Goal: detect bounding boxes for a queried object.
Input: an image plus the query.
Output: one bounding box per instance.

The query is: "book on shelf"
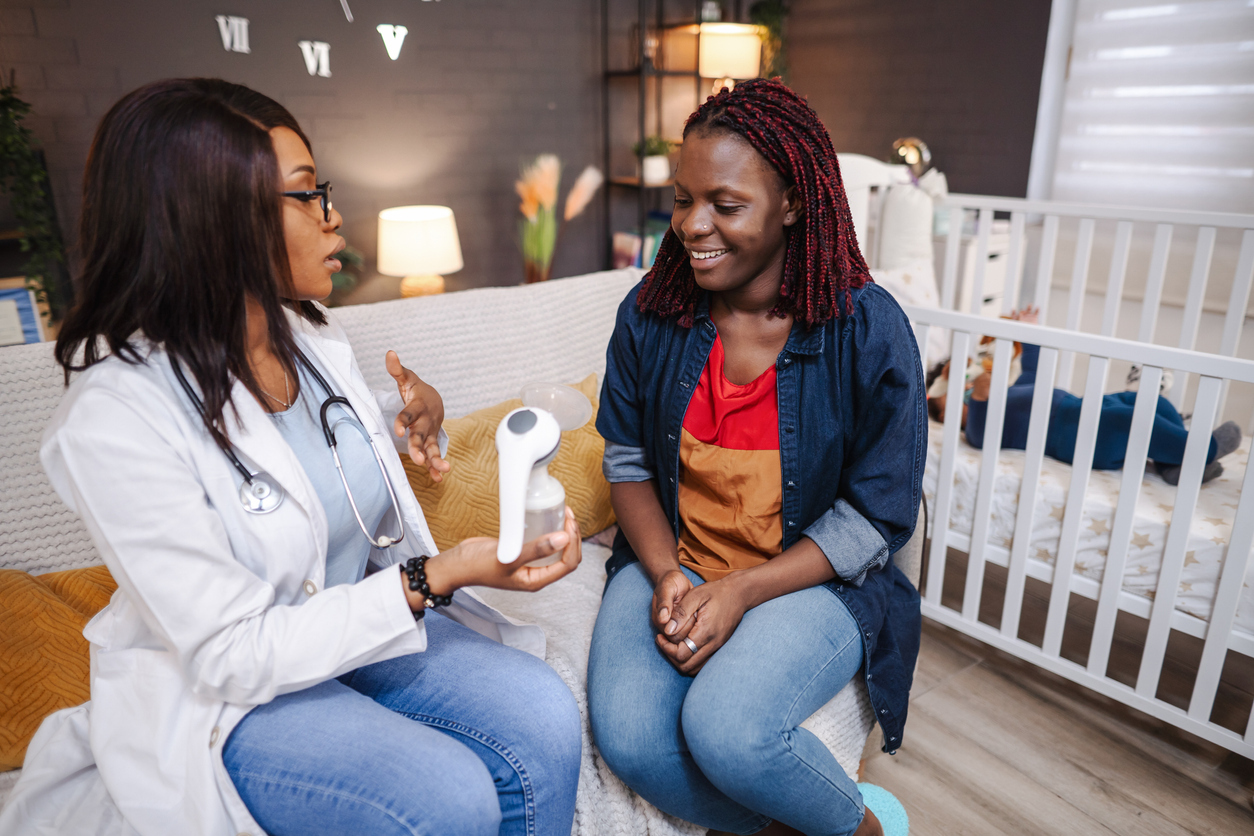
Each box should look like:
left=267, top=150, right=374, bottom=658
left=611, top=212, right=672, bottom=270
left=0, top=283, right=44, bottom=346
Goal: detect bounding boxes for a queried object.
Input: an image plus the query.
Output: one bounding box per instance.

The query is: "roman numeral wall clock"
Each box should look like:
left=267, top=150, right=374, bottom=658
left=215, top=15, right=249, bottom=53
left=214, top=1, right=440, bottom=74
left=377, top=24, right=408, bottom=61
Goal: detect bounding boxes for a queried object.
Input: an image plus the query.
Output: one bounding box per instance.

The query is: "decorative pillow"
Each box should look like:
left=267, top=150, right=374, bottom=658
left=0, top=564, right=116, bottom=770
left=403, top=374, right=615, bottom=552
left=873, top=258, right=948, bottom=370
left=878, top=182, right=935, bottom=271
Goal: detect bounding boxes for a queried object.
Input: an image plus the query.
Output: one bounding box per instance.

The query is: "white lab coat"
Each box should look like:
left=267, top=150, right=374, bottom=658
left=0, top=308, right=543, bottom=836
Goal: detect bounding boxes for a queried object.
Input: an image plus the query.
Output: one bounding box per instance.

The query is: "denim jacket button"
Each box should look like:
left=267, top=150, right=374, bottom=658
left=783, top=357, right=791, bottom=364
left=785, top=426, right=794, bottom=433
left=880, top=709, right=887, bottom=715
left=787, top=481, right=795, bottom=487
left=787, top=521, right=795, bottom=527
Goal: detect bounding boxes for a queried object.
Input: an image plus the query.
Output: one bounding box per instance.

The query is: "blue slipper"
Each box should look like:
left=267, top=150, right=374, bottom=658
left=857, top=783, right=908, bottom=836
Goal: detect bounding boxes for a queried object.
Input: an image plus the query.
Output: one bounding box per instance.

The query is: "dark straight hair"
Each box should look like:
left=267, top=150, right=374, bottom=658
left=55, top=78, right=325, bottom=453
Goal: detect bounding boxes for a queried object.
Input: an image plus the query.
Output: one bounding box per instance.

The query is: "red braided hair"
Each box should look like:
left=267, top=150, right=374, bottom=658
left=636, top=78, right=871, bottom=327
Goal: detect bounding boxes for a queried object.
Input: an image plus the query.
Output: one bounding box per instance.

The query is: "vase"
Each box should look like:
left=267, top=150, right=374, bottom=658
left=641, top=155, right=671, bottom=186
left=524, top=260, right=551, bottom=284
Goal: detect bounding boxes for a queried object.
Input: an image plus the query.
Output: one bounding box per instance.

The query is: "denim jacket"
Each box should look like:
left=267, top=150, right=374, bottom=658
left=596, top=280, right=926, bottom=752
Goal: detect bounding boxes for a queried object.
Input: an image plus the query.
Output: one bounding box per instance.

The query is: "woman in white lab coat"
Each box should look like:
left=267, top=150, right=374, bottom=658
left=0, top=79, right=583, bottom=836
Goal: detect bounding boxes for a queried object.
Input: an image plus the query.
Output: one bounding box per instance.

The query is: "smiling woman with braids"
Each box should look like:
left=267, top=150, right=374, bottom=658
left=587, top=79, right=925, bottom=836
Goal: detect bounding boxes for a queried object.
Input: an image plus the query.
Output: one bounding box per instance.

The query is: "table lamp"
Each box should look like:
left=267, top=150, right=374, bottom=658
left=698, top=23, right=762, bottom=94
left=377, top=205, right=463, bottom=297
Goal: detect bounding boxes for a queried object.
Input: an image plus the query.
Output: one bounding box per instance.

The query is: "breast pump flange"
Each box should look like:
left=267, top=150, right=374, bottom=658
left=495, top=383, right=593, bottom=566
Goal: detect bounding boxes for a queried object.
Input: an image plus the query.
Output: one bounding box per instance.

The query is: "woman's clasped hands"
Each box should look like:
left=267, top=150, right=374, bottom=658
left=652, top=569, right=747, bottom=676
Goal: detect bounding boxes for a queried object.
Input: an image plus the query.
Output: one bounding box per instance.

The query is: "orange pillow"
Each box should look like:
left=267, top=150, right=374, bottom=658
left=403, top=374, right=615, bottom=552
left=0, top=564, right=116, bottom=770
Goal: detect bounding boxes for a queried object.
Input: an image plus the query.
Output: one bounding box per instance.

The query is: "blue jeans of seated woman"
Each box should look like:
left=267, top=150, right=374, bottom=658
left=223, top=611, right=581, bottom=836
left=587, top=563, right=866, bottom=836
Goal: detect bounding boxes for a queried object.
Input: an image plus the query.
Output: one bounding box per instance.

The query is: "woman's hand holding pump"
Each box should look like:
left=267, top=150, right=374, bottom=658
left=386, top=350, right=451, bottom=482
left=404, top=508, right=582, bottom=611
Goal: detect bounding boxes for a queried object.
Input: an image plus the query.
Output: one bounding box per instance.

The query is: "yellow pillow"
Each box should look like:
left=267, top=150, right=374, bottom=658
left=0, top=564, right=116, bottom=770
left=403, top=374, right=615, bottom=551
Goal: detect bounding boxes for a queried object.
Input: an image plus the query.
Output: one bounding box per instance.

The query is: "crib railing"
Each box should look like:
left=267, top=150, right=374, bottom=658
left=903, top=304, right=1254, bottom=759
left=937, top=195, right=1254, bottom=418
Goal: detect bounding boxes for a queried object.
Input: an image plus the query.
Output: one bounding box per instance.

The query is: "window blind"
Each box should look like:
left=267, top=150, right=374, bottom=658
left=1051, top=0, right=1254, bottom=213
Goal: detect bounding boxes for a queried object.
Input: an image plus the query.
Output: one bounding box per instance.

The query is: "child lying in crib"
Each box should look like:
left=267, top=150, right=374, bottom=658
left=926, top=307, right=1242, bottom=485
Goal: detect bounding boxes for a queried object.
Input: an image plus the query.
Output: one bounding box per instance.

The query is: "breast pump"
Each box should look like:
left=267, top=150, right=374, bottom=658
left=495, top=383, right=593, bottom=565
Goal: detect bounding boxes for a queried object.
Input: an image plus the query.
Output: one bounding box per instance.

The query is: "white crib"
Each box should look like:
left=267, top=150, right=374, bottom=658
left=908, top=194, right=1254, bottom=758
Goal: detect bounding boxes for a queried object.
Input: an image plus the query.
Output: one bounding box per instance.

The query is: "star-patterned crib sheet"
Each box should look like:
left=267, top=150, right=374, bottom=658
left=923, top=421, right=1254, bottom=635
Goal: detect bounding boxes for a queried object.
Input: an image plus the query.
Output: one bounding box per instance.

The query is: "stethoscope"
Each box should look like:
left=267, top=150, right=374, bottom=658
left=171, top=352, right=405, bottom=550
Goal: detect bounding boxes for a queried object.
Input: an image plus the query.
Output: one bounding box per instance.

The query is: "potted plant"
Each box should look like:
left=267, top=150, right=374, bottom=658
left=0, top=80, right=64, bottom=317
left=632, top=136, right=674, bottom=186
left=515, top=155, right=603, bottom=283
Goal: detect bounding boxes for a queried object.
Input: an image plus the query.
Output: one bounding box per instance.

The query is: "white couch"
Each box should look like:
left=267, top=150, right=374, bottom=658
left=0, top=267, right=922, bottom=834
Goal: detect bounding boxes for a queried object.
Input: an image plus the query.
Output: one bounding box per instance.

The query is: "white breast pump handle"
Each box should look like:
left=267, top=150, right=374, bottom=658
left=496, top=407, right=562, bottom=563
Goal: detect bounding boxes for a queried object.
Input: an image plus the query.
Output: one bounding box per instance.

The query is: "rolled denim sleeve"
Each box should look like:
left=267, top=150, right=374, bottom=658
left=602, top=442, right=653, bottom=482
left=597, top=284, right=655, bottom=481
left=803, top=499, right=890, bottom=587
left=808, top=286, right=926, bottom=586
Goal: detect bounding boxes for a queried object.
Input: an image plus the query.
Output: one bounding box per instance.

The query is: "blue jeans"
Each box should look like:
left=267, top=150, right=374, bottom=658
left=223, top=612, right=581, bottom=836
left=1047, top=390, right=1214, bottom=469
left=587, top=563, right=866, bottom=836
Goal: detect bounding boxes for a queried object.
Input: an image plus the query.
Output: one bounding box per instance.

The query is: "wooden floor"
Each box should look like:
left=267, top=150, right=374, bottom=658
left=860, top=619, right=1254, bottom=835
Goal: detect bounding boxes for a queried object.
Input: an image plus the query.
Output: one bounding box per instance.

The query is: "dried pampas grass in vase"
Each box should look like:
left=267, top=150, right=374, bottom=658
left=516, top=156, right=602, bottom=283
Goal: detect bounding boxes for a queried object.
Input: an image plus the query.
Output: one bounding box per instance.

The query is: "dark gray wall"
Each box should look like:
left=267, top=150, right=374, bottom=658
left=788, top=0, right=1052, bottom=198
left=0, top=0, right=603, bottom=291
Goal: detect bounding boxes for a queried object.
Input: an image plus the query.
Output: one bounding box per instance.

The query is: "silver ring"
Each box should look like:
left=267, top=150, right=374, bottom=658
left=683, top=637, right=699, bottom=654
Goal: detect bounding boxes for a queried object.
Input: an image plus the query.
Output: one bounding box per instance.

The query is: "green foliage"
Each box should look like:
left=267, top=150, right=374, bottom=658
left=0, top=82, right=64, bottom=312
left=520, top=204, right=558, bottom=281
left=631, top=135, right=674, bottom=158
left=330, top=244, right=364, bottom=291
left=750, top=0, right=789, bottom=81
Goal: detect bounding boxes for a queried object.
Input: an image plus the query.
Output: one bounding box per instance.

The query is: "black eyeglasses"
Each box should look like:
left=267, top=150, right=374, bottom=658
left=282, top=181, right=332, bottom=222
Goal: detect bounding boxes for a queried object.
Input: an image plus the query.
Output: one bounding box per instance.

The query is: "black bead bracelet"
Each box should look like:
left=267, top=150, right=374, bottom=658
left=402, top=556, right=453, bottom=621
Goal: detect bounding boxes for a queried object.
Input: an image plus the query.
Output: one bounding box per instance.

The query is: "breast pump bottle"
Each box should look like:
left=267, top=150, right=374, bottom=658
left=495, top=383, right=593, bottom=566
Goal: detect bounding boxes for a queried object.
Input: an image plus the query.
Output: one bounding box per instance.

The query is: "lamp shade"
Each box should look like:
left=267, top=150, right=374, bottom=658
left=377, top=205, right=464, bottom=277
left=698, top=23, right=762, bottom=80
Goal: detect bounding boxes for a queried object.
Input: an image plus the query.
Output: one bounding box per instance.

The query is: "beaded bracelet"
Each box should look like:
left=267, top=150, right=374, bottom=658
left=402, top=556, right=453, bottom=621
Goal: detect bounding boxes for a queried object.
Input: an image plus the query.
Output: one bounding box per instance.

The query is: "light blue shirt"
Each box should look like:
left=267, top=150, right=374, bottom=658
left=269, top=360, right=394, bottom=587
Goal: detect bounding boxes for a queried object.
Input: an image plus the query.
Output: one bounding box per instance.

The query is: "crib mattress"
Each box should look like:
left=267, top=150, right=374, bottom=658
left=923, top=421, right=1254, bottom=636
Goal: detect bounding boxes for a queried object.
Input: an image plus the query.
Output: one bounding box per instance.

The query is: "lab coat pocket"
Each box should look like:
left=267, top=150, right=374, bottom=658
left=90, top=645, right=222, bottom=829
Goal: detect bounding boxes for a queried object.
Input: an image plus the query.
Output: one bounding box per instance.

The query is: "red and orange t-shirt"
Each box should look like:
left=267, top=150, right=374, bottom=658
left=677, top=335, right=783, bottom=581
